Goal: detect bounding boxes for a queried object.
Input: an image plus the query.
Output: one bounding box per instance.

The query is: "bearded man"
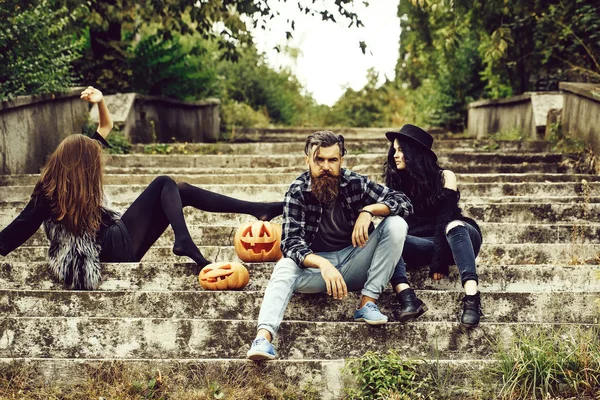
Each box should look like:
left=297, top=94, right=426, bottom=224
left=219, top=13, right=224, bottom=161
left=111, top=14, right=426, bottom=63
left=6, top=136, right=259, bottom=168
left=247, top=131, right=413, bottom=361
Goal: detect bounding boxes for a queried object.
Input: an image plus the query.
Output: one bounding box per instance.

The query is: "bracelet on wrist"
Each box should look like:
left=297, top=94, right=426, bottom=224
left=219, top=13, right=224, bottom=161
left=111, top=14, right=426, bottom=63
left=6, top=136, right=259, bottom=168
left=359, top=209, right=374, bottom=217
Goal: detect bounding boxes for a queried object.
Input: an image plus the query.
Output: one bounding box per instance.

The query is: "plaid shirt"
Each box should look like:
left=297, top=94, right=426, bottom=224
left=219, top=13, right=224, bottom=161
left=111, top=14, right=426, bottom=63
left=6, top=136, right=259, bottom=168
left=281, top=168, right=413, bottom=267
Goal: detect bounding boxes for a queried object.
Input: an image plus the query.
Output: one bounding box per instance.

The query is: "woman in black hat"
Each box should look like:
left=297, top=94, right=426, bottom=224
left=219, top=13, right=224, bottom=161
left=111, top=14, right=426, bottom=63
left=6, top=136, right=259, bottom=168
left=383, top=124, right=483, bottom=328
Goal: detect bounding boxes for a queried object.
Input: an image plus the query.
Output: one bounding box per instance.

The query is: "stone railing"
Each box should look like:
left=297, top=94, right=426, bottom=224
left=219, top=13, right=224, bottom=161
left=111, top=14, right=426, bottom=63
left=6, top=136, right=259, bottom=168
left=91, top=93, right=220, bottom=143
left=560, top=82, right=600, bottom=157
left=467, top=92, right=563, bottom=139
left=0, top=88, right=87, bottom=175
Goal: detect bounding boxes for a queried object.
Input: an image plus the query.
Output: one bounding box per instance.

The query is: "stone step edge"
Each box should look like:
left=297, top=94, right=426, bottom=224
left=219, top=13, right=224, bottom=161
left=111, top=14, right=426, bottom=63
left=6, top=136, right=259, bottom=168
left=1, top=317, right=596, bottom=327
left=3, top=289, right=600, bottom=295
left=0, top=357, right=496, bottom=367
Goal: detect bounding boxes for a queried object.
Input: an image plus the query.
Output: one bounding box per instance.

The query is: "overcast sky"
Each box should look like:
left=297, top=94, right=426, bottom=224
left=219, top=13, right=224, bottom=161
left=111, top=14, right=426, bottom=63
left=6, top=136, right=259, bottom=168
left=250, top=1, right=400, bottom=106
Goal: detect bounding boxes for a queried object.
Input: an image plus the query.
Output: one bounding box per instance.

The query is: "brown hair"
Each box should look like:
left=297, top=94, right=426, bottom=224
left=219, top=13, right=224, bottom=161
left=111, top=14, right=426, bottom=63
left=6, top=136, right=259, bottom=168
left=33, top=134, right=105, bottom=236
left=304, top=131, right=347, bottom=161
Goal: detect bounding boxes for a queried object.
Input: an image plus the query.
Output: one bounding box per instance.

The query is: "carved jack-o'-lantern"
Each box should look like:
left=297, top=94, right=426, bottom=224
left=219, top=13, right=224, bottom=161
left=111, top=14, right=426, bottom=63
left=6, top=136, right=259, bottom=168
left=234, top=221, right=283, bottom=262
left=198, top=262, right=249, bottom=290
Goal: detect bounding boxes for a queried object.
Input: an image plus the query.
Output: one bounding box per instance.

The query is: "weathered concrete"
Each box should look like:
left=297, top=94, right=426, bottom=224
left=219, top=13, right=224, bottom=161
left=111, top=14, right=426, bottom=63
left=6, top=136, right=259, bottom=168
left=468, top=92, right=563, bottom=139
left=15, top=222, right=600, bottom=249
left=0, top=318, right=595, bottom=360
left=2, top=201, right=599, bottom=225
left=560, top=82, right=600, bottom=162
left=4, top=243, right=599, bottom=265
left=0, top=88, right=87, bottom=175
left=90, top=93, right=221, bottom=143
left=102, top=152, right=563, bottom=169
left=0, top=181, right=595, bottom=203
left=0, top=133, right=598, bottom=398
left=1, top=290, right=598, bottom=324
left=130, top=139, right=552, bottom=155
left=3, top=172, right=599, bottom=186
left=2, top=262, right=599, bottom=293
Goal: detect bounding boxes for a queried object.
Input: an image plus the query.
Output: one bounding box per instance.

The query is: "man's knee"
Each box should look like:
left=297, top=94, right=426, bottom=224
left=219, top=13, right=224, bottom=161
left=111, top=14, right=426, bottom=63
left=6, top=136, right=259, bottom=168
left=380, top=215, right=408, bottom=241
left=445, top=220, right=465, bottom=235
left=272, top=257, right=303, bottom=276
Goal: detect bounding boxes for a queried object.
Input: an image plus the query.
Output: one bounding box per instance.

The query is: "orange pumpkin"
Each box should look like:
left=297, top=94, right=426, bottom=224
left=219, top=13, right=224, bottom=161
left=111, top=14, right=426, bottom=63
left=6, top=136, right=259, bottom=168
left=198, top=262, right=249, bottom=290
left=234, top=221, right=283, bottom=262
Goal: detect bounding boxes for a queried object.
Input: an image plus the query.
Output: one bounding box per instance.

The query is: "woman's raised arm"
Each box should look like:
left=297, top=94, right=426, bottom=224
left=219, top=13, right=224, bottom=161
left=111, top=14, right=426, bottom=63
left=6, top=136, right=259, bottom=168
left=81, top=86, right=113, bottom=139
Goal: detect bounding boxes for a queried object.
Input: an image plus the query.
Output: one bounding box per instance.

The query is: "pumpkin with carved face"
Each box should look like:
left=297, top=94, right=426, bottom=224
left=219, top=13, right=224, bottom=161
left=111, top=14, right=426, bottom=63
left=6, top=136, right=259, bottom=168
left=234, top=221, right=283, bottom=262
left=198, top=262, right=249, bottom=290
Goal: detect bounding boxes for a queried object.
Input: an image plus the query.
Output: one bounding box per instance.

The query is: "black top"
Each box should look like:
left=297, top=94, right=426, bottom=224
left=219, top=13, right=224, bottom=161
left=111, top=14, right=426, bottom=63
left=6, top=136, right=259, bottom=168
left=405, top=187, right=482, bottom=278
left=0, top=132, right=117, bottom=256
left=310, top=197, right=353, bottom=253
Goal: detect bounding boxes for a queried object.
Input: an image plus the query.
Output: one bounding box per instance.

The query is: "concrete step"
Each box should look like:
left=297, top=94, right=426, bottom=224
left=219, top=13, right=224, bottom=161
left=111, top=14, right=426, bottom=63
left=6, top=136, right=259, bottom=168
left=17, top=222, right=600, bottom=248
left=103, top=153, right=563, bottom=169
left=0, top=357, right=351, bottom=400
left=2, top=173, right=598, bottom=186
left=4, top=243, right=599, bottom=265
left=1, top=262, right=598, bottom=293
left=1, top=182, right=596, bottom=203
left=100, top=162, right=569, bottom=175
left=1, top=290, right=597, bottom=324
left=2, top=202, right=596, bottom=226
left=129, top=140, right=552, bottom=155
left=0, top=317, right=595, bottom=360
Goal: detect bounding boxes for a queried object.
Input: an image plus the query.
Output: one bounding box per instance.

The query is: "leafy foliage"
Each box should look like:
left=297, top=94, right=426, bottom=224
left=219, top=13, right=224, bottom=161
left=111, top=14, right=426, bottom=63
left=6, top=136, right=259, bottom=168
left=130, top=33, right=220, bottom=101
left=495, top=327, right=600, bottom=399
left=343, top=350, right=426, bottom=399
left=0, top=0, right=85, bottom=99
left=394, top=0, right=600, bottom=131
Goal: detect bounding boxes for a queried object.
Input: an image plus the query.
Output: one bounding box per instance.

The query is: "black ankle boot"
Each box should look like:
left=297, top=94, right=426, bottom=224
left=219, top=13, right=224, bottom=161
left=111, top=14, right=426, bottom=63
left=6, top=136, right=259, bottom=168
left=395, top=288, right=428, bottom=322
left=461, top=292, right=483, bottom=328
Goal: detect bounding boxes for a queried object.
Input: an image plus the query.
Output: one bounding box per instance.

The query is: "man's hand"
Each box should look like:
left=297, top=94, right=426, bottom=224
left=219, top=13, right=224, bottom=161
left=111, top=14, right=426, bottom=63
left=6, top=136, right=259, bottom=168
left=432, top=273, right=447, bottom=281
left=80, top=86, right=103, bottom=104
left=320, top=262, right=347, bottom=300
left=352, top=211, right=372, bottom=248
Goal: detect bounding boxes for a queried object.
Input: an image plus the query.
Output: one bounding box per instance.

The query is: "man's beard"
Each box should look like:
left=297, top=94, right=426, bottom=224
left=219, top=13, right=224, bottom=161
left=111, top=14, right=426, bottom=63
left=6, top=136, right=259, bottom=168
left=311, top=172, right=340, bottom=205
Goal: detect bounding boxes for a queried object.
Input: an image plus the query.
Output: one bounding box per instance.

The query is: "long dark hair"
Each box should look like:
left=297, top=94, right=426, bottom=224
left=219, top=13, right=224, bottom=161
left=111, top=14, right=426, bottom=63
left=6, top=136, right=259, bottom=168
left=32, top=134, right=105, bottom=236
left=383, top=137, right=444, bottom=210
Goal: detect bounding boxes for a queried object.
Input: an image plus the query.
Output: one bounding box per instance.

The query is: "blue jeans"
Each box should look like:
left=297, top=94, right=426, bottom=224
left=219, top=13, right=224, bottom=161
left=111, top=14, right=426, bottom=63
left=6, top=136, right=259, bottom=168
left=257, top=216, right=408, bottom=338
left=390, top=221, right=481, bottom=287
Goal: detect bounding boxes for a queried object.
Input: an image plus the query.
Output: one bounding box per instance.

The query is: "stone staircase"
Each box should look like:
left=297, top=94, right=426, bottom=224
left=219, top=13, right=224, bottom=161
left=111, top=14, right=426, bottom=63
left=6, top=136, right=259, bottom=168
left=0, top=129, right=599, bottom=398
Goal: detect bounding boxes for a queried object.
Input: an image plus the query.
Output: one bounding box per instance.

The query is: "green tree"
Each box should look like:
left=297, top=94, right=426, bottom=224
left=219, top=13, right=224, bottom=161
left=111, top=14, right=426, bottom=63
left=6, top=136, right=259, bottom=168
left=0, top=0, right=85, bottom=99
left=395, top=0, right=600, bottom=131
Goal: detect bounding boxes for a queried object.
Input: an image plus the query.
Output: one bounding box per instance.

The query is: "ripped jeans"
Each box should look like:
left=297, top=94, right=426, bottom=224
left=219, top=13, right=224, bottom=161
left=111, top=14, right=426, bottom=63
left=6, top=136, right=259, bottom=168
left=390, top=220, right=482, bottom=287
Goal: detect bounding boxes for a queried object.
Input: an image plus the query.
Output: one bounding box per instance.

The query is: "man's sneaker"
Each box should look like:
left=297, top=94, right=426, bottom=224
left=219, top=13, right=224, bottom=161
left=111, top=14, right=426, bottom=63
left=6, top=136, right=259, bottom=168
left=247, top=337, right=276, bottom=361
left=353, top=302, right=388, bottom=325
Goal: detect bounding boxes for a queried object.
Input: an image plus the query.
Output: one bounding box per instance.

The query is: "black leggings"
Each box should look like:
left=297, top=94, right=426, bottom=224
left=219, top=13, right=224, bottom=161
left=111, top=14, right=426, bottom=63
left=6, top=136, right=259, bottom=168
left=119, top=176, right=283, bottom=266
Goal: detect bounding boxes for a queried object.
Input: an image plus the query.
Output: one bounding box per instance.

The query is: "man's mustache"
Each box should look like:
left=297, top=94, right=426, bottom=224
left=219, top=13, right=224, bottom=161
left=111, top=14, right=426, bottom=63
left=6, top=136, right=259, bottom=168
left=319, top=171, right=337, bottom=177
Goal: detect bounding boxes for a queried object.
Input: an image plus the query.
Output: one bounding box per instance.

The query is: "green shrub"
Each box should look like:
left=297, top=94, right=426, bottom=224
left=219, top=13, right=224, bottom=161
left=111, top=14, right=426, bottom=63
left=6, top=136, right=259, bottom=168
left=220, top=100, right=271, bottom=130
left=342, top=350, right=427, bottom=399
left=130, top=33, right=220, bottom=102
left=0, top=0, right=85, bottom=99
left=494, top=327, right=600, bottom=399
left=105, top=130, right=132, bottom=155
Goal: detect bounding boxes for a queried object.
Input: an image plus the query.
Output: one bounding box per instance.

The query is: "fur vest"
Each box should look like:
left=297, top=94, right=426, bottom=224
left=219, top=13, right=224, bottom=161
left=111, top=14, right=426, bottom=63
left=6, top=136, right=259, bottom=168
left=43, top=207, right=121, bottom=290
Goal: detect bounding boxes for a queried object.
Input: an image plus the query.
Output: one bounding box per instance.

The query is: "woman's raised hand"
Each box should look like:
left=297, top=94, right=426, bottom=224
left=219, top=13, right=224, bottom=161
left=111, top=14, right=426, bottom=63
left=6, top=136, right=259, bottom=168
left=80, top=86, right=103, bottom=104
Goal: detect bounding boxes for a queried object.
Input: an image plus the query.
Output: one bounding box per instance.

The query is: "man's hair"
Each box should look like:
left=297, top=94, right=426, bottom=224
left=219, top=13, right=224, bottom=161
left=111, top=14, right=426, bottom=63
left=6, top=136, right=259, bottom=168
left=304, top=131, right=347, bottom=160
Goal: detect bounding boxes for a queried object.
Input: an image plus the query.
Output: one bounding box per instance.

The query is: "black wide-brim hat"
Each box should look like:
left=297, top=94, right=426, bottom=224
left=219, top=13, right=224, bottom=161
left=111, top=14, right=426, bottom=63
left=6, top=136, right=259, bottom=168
left=385, top=124, right=437, bottom=160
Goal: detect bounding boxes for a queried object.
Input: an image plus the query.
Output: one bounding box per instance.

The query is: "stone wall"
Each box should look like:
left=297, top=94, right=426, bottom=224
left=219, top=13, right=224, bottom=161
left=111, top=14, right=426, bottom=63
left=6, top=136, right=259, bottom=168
left=91, top=94, right=221, bottom=143
left=467, top=92, right=562, bottom=139
left=560, top=82, right=600, bottom=156
left=0, top=88, right=87, bottom=175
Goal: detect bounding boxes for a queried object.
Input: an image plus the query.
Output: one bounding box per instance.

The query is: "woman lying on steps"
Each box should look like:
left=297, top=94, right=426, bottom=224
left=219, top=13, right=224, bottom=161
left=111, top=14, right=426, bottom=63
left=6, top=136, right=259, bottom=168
left=0, top=87, right=283, bottom=290
left=383, top=124, right=484, bottom=328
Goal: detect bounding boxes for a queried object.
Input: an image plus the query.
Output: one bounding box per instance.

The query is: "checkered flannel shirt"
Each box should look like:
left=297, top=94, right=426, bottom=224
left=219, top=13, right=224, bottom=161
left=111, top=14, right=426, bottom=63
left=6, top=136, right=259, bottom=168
left=281, top=168, right=413, bottom=267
